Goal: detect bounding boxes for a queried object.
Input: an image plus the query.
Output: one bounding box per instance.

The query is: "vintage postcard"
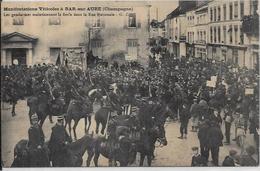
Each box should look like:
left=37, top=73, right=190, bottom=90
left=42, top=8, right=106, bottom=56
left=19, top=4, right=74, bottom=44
left=1, top=0, right=259, bottom=168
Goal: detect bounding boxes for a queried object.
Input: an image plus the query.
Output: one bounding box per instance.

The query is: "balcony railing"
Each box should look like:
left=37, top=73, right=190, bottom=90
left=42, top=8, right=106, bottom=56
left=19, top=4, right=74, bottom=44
left=242, top=14, right=259, bottom=36
left=180, top=35, right=186, bottom=42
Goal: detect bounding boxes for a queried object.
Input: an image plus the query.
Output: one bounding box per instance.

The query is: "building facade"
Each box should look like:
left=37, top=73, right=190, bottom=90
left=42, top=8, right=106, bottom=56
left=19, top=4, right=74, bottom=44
left=207, top=0, right=259, bottom=69
left=164, top=0, right=258, bottom=69
left=194, top=3, right=208, bottom=59
left=1, top=1, right=151, bottom=67
left=165, top=0, right=200, bottom=58
left=186, top=9, right=196, bottom=58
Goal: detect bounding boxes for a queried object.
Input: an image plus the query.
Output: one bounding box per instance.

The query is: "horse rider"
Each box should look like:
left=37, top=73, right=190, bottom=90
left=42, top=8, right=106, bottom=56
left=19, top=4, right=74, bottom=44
left=49, top=82, right=64, bottom=123
left=48, top=115, right=72, bottom=167
left=106, top=112, right=119, bottom=166
left=108, top=85, right=123, bottom=115
left=28, top=113, right=47, bottom=166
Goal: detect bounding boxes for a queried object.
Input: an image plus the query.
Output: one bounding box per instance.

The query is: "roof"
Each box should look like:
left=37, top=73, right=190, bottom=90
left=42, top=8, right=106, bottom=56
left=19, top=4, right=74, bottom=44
left=166, top=6, right=181, bottom=20
left=166, top=1, right=198, bottom=20
left=195, top=1, right=209, bottom=13
left=1, top=32, right=38, bottom=42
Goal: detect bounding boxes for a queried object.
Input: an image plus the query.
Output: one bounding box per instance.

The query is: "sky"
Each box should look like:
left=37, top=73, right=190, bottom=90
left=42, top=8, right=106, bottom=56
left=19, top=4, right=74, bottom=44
left=150, top=1, right=178, bottom=21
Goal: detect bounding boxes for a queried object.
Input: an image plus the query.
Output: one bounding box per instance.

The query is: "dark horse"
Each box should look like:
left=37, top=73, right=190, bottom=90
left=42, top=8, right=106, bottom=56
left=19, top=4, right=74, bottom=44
left=94, top=101, right=169, bottom=166
left=65, top=98, right=93, bottom=140
left=94, top=106, right=139, bottom=135
left=11, top=139, right=50, bottom=167
left=95, top=107, right=110, bottom=134
left=86, top=135, right=137, bottom=167
left=136, top=102, right=169, bottom=166
left=65, top=88, right=103, bottom=140
left=27, top=92, right=66, bottom=126
left=51, top=132, right=96, bottom=167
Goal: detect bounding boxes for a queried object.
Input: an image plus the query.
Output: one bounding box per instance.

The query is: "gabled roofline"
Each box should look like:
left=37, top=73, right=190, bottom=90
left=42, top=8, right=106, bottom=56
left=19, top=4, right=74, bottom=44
left=1, top=32, right=38, bottom=42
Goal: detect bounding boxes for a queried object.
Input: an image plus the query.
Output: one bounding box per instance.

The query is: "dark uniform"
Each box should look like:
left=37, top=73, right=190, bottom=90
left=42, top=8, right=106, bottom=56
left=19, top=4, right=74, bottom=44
left=178, top=104, right=191, bottom=138
left=28, top=124, right=46, bottom=166
left=48, top=123, right=72, bottom=167
left=223, top=107, right=234, bottom=144
left=206, top=122, right=224, bottom=166
left=108, top=90, right=122, bottom=115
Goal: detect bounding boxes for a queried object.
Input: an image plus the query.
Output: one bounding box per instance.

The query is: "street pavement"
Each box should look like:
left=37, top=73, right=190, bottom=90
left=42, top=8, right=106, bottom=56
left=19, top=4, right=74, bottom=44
left=1, top=100, right=257, bottom=167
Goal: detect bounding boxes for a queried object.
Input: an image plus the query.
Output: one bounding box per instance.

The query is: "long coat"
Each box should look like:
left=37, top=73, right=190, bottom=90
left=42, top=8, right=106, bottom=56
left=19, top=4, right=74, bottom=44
left=206, top=125, right=223, bottom=148
left=198, top=124, right=209, bottom=146
left=28, top=125, right=45, bottom=149
left=48, top=124, right=71, bottom=155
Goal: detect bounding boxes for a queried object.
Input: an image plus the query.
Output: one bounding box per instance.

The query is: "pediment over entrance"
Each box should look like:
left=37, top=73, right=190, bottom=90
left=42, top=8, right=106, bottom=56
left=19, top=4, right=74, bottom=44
left=1, top=32, right=37, bottom=42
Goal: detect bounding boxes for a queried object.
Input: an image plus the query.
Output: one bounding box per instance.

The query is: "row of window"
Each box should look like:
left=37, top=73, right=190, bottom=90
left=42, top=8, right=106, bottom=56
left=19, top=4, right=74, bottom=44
left=89, top=39, right=138, bottom=48
left=210, top=25, right=244, bottom=45
left=196, top=47, right=207, bottom=58
left=209, top=1, right=243, bottom=22
left=12, top=13, right=139, bottom=28
left=187, top=30, right=207, bottom=43
left=187, top=13, right=207, bottom=25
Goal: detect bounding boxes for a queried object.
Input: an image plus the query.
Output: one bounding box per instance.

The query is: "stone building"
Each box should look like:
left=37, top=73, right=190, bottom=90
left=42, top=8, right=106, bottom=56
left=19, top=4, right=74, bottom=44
left=165, top=1, right=197, bottom=58
left=207, top=0, right=259, bottom=69
left=163, top=0, right=258, bottom=69
left=193, top=3, right=208, bottom=59
left=1, top=1, right=151, bottom=67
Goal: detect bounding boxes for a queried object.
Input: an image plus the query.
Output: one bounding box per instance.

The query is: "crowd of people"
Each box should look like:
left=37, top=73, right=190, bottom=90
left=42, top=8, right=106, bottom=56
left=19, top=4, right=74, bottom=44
left=1, top=51, right=259, bottom=166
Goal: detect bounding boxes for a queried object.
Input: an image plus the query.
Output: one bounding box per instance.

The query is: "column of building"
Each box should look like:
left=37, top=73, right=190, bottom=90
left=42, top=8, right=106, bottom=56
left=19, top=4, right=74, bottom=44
left=1, top=49, right=7, bottom=66
left=26, top=48, right=33, bottom=66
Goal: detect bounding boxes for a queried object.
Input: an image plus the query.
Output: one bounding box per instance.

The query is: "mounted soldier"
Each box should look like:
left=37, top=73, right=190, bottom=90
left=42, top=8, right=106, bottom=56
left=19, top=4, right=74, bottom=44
left=27, top=114, right=49, bottom=166
left=107, top=84, right=123, bottom=115
left=45, top=66, right=65, bottom=122
left=48, top=115, right=72, bottom=166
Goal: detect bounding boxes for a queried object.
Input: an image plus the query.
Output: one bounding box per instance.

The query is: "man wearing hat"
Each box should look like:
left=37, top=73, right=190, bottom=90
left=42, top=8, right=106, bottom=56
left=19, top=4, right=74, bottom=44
left=206, top=121, right=224, bottom=166
left=48, top=115, right=72, bottom=167
left=28, top=113, right=45, bottom=166
left=222, top=149, right=238, bottom=166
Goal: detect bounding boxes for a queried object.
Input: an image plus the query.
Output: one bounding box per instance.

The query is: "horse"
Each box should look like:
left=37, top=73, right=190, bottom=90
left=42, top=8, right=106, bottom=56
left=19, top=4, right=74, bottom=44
left=95, top=107, right=110, bottom=134
left=94, top=106, right=139, bottom=135
left=1, top=85, right=19, bottom=117
left=27, top=92, right=66, bottom=127
left=50, top=132, right=96, bottom=167
left=137, top=124, right=167, bottom=166
left=11, top=139, right=50, bottom=167
left=135, top=102, right=169, bottom=166
left=65, top=98, right=93, bottom=140
left=86, top=135, right=137, bottom=167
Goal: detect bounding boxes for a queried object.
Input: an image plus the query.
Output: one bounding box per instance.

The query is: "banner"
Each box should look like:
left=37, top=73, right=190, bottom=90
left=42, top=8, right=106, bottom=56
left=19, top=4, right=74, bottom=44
left=206, top=80, right=216, bottom=88
left=245, top=88, right=254, bottom=95
left=211, top=76, right=217, bottom=82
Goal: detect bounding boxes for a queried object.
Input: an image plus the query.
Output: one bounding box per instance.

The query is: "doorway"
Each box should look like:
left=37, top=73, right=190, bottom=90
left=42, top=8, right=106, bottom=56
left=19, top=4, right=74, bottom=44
left=11, top=49, right=27, bottom=65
